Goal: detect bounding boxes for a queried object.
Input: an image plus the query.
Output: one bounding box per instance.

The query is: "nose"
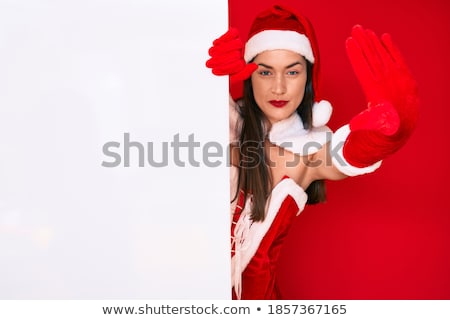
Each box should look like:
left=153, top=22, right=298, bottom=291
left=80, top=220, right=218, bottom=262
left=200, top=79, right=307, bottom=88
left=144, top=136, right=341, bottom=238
left=271, top=74, right=286, bottom=95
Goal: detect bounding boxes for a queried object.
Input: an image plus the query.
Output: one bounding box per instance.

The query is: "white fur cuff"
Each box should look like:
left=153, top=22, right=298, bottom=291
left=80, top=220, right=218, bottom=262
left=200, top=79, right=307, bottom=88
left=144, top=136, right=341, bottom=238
left=331, top=125, right=382, bottom=176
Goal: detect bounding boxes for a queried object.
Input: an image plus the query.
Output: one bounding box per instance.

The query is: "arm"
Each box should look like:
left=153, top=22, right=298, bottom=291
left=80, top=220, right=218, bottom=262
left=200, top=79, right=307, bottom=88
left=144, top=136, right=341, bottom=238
left=308, top=142, right=349, bottom=181
left=206, top=28, right=257, bottom=101
left=314, top=25, right=419, bottom=179
left=207, top=29, right=255, bottom=147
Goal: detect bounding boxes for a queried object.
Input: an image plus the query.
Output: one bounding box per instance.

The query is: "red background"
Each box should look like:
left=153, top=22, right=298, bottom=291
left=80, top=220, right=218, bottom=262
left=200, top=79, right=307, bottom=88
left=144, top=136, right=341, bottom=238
left=229, top=0, right=450, bottom=299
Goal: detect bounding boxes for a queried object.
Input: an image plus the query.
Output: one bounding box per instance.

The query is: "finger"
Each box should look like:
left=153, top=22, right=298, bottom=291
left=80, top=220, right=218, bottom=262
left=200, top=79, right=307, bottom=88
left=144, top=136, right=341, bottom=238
left=382, top=33, right=418, bottom=95
left=205, top=50, right=242, bottom=68
left=351, top=26, right=376, bottom=63
left=211, top=60, right=246, bottom=75
left=364, top=29, right=389, bottom=73
left=209, top=62, right=244, bottom=75
left=365, top=30, right=394, bottom=68
left=346, top=35, right=375, bottom=84
left=212, top=28, right=239, bottom=46
left=208, top=38, right=243, bottom=56
left=351, top=26, right=383, bottom=78
left=381, top=33, right=412, bottom=74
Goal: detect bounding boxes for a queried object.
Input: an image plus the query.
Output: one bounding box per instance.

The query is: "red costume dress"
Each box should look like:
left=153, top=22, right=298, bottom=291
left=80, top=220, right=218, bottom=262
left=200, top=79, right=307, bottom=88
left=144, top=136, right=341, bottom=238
left=229, top=102, right=331, bottom=300
left=230, top=172, right=307, bottom=300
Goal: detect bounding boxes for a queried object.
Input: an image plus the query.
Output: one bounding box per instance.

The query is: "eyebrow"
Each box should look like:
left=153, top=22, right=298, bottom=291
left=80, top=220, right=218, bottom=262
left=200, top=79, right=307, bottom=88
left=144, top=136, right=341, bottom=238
left=257, top=62, right=303, bottom=69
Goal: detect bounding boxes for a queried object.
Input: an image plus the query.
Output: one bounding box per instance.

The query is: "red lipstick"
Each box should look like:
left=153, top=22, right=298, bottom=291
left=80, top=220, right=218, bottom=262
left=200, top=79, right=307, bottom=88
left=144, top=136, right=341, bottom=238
left=270, top=100, right=288, bottom=108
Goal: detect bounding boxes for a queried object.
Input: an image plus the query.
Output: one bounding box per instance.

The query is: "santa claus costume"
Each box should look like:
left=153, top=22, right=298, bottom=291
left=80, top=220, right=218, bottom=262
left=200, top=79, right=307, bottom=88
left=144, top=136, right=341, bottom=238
left=206, top=4, right=419, bottom=300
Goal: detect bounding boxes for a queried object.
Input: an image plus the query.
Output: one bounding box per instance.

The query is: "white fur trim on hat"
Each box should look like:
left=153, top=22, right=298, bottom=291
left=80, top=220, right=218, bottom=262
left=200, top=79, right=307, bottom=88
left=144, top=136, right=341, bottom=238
left=244, top=30, right=315, bottom=63
left=312, top=100, right=333, bottom=127
left=331, top=124, right=382, bottom=176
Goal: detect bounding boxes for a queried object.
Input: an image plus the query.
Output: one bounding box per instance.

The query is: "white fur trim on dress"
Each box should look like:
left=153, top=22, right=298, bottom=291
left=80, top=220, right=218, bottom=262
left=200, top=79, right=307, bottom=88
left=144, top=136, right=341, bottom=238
left=231, top=178, right=307, bottom=299
left=268, top=112, right=332, bottom=156
left=244, top=30, right=314, bottom=63
left=331, top=124, right=382, bottom=176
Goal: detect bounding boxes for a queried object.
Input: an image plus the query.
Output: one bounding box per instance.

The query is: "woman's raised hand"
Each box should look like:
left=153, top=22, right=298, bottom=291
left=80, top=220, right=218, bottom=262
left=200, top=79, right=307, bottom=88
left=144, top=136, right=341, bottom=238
left=341, top=25, right=419, bottom=168
left=206, top=28, right=257, bottom=82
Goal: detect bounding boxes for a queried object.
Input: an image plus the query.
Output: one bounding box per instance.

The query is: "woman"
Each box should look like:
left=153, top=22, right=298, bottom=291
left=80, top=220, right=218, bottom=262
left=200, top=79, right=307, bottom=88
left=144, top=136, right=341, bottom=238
left=206, top=4, right=418, bottom=300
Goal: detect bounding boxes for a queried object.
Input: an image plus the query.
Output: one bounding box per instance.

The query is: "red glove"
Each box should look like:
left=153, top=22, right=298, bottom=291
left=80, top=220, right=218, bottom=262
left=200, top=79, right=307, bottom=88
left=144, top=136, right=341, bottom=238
left=206, top=28, right=257, bottom=83
left=333, top=25, right=419, bottom=174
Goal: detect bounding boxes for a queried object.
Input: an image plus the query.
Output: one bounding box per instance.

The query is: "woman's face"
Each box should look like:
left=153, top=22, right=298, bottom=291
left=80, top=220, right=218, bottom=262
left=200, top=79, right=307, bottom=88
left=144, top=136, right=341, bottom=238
left=251, top=49, right=307, bottom=125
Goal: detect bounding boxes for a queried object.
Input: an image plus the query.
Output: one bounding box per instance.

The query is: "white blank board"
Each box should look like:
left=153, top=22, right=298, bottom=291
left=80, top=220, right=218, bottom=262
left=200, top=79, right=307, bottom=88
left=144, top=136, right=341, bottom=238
left=0, top=0, right=230, bottom=299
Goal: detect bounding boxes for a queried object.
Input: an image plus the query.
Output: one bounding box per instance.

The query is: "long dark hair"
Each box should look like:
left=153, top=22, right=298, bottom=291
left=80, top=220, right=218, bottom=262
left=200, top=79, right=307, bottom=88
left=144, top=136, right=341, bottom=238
left=234, top=60, right=326, bottom=222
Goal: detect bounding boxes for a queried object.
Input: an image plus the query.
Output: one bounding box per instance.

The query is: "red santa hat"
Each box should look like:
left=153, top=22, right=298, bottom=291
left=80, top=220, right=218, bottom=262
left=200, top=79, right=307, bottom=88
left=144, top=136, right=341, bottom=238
left=244, top=4, right=332, bottom=127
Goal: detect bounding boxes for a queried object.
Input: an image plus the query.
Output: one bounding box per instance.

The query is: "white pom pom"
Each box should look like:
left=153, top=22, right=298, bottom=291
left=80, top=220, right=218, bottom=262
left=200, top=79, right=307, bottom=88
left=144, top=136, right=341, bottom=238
left=312, top=100, right=333, bottom=127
